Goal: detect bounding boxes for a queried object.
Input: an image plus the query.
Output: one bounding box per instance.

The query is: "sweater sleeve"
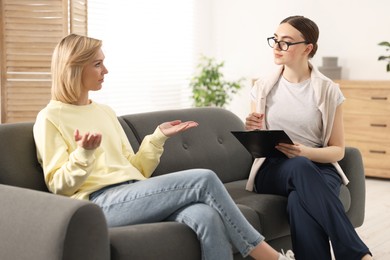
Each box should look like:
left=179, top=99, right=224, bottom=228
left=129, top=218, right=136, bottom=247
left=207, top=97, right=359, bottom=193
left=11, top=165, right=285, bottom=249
left=120, top=125, right=169, bottom=178
left=100, top=104, right=169, bottom=179
left=33, top=114, right=96, bottom=196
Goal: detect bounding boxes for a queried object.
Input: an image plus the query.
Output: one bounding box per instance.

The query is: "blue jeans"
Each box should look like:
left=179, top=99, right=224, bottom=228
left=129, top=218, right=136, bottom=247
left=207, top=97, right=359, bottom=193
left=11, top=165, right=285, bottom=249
left=90, top=169, right=263, bottom=260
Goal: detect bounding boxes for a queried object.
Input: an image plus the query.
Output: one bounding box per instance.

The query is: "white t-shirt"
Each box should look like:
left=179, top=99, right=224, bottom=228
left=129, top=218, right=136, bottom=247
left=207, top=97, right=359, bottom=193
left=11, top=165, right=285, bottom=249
left=251, top=76, right=344, bottom=148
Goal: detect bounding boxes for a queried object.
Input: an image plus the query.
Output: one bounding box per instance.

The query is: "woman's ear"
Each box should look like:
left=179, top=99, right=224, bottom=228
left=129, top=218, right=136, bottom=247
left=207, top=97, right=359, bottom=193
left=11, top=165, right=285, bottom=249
left=304, top=43, right=314, bottom=56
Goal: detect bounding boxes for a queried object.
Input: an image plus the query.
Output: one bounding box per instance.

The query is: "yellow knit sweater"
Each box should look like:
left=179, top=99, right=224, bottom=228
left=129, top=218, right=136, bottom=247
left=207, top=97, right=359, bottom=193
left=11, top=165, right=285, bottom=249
left=33, top=100, right=168, bottom=200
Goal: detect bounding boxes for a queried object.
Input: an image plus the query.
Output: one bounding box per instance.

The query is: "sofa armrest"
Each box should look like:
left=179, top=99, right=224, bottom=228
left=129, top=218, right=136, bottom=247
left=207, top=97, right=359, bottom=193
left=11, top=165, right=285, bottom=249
left=0, top=184, right=110, bottom=260
left=338, top=147, right=366, bottom=227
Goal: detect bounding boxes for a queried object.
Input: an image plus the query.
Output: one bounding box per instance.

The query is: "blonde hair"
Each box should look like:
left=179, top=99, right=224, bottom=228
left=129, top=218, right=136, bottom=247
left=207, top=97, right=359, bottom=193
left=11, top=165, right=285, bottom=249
left=51, top=34, right=102, bottom=103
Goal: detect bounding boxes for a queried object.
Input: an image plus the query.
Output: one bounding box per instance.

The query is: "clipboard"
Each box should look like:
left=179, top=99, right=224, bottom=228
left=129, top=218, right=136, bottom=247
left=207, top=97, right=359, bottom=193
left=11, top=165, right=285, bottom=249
left=231, top=130, right=293, bottom=158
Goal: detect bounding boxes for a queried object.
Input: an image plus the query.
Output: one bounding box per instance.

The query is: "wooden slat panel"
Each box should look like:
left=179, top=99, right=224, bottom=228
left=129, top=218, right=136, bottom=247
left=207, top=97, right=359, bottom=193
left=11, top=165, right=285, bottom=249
left=6, top=80, right=51, bottom=87
left=1, top=0, right=87, bottom=123
left=5, top=36, right=63, bottom=43
left=4, top=0, right=61, bottom=5
left=70, top=0, right=87, bottom=36
left=5, top=23, right=64, bottom=31
left=5, top=18, right=64, bottom=25
left=8, top=101, right=51, bottom=108
left=7, top=54, right=52, bottom=61
left=7, top=61, right=52, bottom=68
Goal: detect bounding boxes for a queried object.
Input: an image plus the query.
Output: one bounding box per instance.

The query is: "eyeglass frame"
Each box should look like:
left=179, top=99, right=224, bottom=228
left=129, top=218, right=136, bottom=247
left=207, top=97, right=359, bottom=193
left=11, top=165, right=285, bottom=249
left=267, top=37, right=309, bottom=51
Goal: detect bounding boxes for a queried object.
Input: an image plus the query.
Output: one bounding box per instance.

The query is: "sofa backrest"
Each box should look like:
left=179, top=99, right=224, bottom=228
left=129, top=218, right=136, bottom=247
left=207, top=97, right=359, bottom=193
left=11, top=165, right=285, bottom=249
left=0, top=118, right=142, bottom=192
left=0, top=107, right=253, bottom=192
left=120, top=107, right=253, bottom=183
left=0, top=122, right=48, bottom=192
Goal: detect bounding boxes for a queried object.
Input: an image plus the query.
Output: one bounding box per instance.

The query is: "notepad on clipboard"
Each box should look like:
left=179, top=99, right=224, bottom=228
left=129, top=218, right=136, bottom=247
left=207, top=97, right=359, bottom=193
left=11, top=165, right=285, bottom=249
left=231, top=130, right=293, bottom=158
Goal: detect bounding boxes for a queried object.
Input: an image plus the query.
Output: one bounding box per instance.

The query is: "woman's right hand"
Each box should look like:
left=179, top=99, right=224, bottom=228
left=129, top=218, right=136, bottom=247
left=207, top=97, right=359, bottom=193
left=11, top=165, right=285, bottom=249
left=245, top=112, right=264, bottom=130
left=74, top=129, right=102, bottom=150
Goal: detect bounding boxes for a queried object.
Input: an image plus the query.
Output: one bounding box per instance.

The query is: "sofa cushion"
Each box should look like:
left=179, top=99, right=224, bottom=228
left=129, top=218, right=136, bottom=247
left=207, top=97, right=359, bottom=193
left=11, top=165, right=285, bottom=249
left=120, top=107, right=253, bottom=183
left=109, top=222, right=201, bottom=260
left=118, top=117, right=140, bottom=152
left=339, top=184, right=351, bottom=211
left=338, top=147, right=365, bottom=227
left=225, top=180, right=290, bottom=241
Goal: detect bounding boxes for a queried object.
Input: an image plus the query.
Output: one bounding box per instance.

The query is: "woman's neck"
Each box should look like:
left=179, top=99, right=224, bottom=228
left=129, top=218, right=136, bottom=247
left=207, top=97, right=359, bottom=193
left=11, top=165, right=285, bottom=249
left=282, top=61, right=311, bottom=83
left=73, top=93, right=90, bottom=105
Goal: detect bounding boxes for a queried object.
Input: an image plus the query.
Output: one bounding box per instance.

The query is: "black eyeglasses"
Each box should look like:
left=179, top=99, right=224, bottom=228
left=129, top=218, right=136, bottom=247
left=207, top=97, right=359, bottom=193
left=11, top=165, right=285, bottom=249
left=267, top=37, right=309, bottom=51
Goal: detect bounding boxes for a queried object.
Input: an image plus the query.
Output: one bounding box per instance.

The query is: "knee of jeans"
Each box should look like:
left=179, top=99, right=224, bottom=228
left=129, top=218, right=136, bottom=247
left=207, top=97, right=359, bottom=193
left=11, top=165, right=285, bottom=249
left=195, top=168, right=219, bottom=182
left=192, top=204, right=224, bottom=228
left=175, top=204, right=223, bottom=227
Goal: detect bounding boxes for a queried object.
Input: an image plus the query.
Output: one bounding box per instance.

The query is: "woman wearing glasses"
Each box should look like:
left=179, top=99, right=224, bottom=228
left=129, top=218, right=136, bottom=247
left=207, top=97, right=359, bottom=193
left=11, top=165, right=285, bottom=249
left=245, top=16, right=372, bottom=260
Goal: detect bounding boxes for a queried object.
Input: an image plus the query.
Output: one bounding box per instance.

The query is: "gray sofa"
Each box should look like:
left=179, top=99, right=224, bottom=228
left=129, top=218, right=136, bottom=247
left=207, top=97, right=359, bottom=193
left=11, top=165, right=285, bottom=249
left=0, top=107, right=366, bottom=260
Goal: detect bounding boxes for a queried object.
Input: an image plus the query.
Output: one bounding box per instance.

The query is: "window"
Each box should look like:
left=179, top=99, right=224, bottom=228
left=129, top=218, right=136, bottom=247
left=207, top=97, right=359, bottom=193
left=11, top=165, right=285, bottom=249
left=0, top=0, right=87, bottom=123
left=0, top=0, right=196, bottom=122
left=87, top=0, right=195, bottom=116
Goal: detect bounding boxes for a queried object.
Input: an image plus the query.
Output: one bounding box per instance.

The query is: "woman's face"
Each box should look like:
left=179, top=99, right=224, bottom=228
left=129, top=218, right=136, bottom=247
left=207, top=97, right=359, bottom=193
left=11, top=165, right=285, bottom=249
left=81, top=48, right=108, bottom=93
left=272, top=23, right=311, bottom=66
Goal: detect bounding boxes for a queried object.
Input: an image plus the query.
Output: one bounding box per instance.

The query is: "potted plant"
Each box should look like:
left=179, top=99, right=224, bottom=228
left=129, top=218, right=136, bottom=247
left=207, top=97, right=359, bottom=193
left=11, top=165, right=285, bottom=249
left=378, top=41, right=390, bottom=72
left=190, top=55, right=244, bottom=107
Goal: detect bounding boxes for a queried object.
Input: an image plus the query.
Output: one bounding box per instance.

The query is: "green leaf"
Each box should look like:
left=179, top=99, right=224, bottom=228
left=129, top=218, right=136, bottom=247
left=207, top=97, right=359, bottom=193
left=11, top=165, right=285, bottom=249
left=377, top=41, right=390, bottom=72
left=190, top=55, right=245, bottom=107
left=378, top=41, right=390, bottom=47
left=378, top=55, right=390, bottom=61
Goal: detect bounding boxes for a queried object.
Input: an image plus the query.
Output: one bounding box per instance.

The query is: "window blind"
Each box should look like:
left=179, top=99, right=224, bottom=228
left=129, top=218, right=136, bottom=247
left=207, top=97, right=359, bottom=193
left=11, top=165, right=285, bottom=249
left=87, top=0, right=195, bottom=116
left=0, top=0, right=87, bottom=123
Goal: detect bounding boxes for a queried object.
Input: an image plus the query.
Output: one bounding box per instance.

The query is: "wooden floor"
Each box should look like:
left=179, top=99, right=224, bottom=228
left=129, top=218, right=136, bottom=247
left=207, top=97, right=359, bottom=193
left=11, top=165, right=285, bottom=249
left=355, top=177, right=390, bottom=259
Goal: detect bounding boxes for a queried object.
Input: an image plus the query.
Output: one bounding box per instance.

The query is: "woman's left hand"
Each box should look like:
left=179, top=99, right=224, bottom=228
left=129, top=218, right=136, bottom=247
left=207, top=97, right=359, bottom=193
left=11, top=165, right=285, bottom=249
left=276, top=142, right=308, bottom=159
left=159, top=120, right=199, bottom=137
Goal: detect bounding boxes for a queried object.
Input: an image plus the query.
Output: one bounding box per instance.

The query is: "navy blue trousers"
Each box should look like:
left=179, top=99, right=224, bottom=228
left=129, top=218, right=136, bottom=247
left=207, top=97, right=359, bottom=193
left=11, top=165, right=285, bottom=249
left=255, top=156, right=371, bottom=260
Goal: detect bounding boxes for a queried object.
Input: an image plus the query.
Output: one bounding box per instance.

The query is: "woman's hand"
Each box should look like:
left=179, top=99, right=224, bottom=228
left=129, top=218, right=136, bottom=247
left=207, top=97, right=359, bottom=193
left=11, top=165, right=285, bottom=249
left=276, top=142, right=309, bottom=159
left=74, top=129, right=102, bottom=150
left=159, top=120, right=199, bottom=137
left=245, top=112, right=264, bottom=130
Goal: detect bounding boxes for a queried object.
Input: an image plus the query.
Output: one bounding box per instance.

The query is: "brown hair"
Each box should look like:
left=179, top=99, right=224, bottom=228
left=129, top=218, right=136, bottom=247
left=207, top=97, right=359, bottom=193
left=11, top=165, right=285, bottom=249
left=51, top=34, right=102, bottom=103
left=281, top=16, right=319, bottom=58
